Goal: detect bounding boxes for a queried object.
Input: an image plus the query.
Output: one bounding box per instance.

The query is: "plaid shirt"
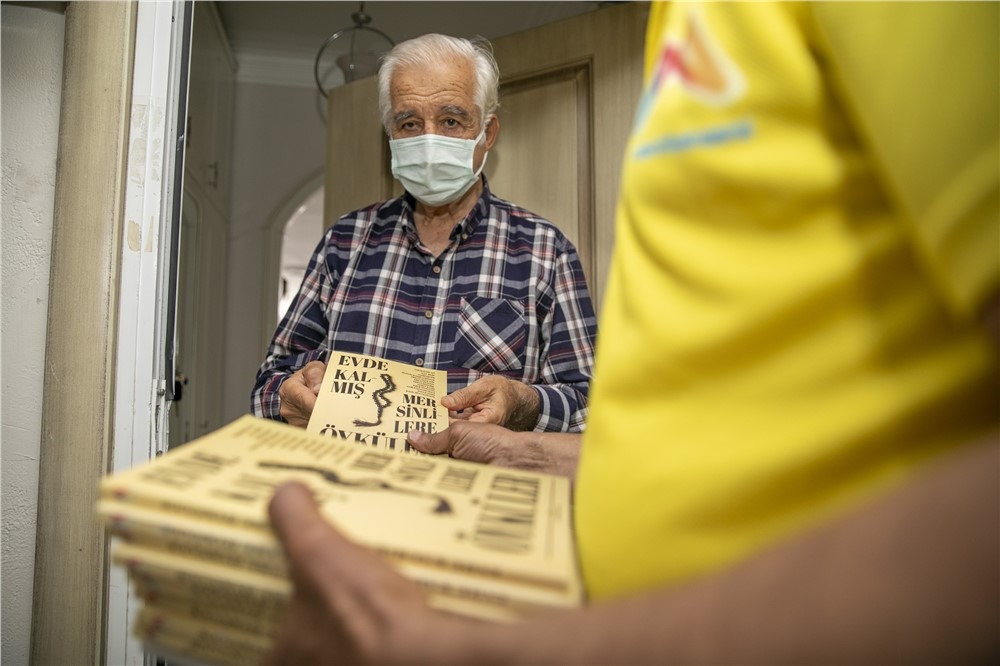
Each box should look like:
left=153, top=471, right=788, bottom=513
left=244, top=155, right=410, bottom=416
left=251, top=180, right=598, bottom=432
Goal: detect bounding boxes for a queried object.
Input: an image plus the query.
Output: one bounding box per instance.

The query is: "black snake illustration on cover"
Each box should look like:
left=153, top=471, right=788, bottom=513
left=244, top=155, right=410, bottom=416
left=353, top=372, right=395, bottom=428
left=257, top=462, right=453, bottom=514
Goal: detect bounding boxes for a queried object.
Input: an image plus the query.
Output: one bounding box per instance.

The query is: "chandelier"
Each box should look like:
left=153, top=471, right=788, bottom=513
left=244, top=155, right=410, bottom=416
left=313, top=2, right=396, bottom=98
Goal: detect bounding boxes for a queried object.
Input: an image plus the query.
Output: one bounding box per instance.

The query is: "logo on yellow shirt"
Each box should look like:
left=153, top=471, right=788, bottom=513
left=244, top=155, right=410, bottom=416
left=633, top=6, right=750, bottom=158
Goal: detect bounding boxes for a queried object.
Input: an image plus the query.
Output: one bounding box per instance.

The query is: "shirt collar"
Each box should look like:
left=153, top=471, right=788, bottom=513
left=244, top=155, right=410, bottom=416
left=399, top=175, right=492, bottom=244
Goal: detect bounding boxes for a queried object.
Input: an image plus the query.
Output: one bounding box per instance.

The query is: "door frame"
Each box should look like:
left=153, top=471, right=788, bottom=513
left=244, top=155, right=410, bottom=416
left=31, top=2, right=191, bottom=664
left=108, top=1, right=192, bottom=663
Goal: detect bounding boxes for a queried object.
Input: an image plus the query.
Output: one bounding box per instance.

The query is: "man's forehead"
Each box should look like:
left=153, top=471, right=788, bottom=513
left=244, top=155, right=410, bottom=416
left=391, top=61, right=473, bottom=97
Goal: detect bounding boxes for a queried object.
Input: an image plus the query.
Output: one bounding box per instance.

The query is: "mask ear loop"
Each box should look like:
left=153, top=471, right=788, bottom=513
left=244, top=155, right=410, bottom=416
left=473, top=119, right=491, bottom=176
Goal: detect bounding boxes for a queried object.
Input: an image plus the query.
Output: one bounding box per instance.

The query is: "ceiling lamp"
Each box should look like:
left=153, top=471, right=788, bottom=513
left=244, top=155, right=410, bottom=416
left=313, top=2, right=395, bottom=98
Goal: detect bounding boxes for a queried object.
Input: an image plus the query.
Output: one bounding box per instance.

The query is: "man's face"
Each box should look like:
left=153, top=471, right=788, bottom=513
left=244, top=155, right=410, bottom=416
left=388, top=59, right=482, bottom=141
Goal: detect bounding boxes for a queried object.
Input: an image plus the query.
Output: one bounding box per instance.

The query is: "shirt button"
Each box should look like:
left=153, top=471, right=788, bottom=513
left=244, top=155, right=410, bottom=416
left=432, top=265, right=441, bottom=274
left=461, top=233, right=468, bottom=241
left=415, top=358, right=424, bottom=367
left=424, top=310, right=433, bottom=319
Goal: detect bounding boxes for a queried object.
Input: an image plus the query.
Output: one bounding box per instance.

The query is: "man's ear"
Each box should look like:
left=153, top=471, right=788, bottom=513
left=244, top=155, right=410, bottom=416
left=484, top=115, right=500, bottom=150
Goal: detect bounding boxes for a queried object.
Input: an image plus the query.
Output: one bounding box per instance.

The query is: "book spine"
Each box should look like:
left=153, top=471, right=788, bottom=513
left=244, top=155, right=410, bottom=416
left=104, top=488, right=269, bottom=531
left=113, top=543, right=291, bottom=609
left=102, top=494, right=567, bottom=591
left=133, top=580, right=283, bottom=638
left=100, top=500, right=288, bottom=577
left=115, top=536, right=576, bottom=630
left=135, top=565, right=526, bottom=627
left=135, top=605, right=271, bottom=666
left=397, top=560, right=581, bottom=616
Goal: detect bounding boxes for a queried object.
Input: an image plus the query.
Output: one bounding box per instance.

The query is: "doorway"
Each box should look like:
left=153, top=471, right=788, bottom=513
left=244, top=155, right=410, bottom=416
left=278, top=186, right=324, bottom=322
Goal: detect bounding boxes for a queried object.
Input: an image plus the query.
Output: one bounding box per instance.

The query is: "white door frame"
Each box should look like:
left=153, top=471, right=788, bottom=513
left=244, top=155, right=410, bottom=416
left=107, top=1, right=191, bottom=663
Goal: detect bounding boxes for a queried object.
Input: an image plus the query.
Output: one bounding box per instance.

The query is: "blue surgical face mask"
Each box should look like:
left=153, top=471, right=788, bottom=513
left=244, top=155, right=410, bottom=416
left=389, top=126, right=488, bottom=207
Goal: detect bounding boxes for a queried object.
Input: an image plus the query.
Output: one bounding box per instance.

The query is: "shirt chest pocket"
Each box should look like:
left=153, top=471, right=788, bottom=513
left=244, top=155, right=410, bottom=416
left=453, top=297, right=527, bottom=372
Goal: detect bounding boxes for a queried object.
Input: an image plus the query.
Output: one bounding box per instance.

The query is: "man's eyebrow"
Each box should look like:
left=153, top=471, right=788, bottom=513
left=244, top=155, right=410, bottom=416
left=439, top=105, right=470, bottom=118
left=392, top=105, right=470, bottom=125
left=392, top=110, right=416, bottom=125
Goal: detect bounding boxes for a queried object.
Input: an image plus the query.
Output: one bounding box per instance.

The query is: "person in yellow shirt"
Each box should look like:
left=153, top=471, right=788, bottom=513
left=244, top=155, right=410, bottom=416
left=263, top=3, right=998, bottom=662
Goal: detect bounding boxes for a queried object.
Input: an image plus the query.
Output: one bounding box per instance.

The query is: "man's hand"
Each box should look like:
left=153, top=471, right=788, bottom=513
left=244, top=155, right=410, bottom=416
left=265, top=483, right=474, bottom=665
left=443, top=376, right=540, bottom=431
left=277, top=361, right=326, bottom=428
left=408, top=421, right=581, bottom=478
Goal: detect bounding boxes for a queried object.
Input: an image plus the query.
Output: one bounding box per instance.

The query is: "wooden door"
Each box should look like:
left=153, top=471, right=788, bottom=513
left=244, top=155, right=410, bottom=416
left=324, top=2, right=649, bottom=307
left=186, top=1, right=236, bottom=214
left=170, top=188, right=228, bottom=448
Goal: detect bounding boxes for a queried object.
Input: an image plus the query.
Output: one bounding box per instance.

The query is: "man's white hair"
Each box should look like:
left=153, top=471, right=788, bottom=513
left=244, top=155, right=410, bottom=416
left=377, top=33, right=500, bottom=135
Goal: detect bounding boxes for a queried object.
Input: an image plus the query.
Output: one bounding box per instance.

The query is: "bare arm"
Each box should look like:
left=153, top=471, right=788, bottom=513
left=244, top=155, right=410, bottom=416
left=482, top=432, right=999, bottom=664
left=267, top=435, right=998, bottom=664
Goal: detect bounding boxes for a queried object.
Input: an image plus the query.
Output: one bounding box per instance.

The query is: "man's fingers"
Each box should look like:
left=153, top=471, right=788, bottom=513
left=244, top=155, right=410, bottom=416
left=441, top=382, right=489, bottom=411
left=411, top=422, right=507, bottom=464
left=279, top=377, right=318, bottom=425
left=440, top=388, right=468, bottom=411
left=407, top=429, right=453, bottom=455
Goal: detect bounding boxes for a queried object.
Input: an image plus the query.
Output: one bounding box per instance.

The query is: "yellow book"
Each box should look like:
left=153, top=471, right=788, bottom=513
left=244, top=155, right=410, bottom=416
left=133, top=580, right=283, bottom=638
left=113, top=542, right=291, bottom=611
left=306, top=351, right=449, bottom=449
left=134, top=604, right=271, bottom=666
left=100, top=499, right=286, bottom=576
left=101, top=415, right=581, bottom=593
left=102, top=498, right=581, bottom=618
left=119, top=539, right=565, bottom=628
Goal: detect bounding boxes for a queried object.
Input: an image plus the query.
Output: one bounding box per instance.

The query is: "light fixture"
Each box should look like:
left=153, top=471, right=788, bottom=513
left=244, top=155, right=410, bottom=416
left=313, top=2, right=395, bottom=98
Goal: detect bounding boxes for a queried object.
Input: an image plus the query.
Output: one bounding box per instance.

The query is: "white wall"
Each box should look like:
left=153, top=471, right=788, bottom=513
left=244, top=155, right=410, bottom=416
left=222, top=81, right=326, bottom=422
left=1, top=4, right=65, bottom=663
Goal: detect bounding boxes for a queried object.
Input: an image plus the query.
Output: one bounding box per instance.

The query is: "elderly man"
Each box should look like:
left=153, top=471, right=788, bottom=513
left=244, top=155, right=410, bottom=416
left=250, top=34, right=597, bottom=432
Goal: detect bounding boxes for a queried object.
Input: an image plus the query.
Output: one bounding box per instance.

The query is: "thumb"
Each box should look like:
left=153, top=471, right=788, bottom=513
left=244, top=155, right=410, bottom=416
left=269, top=482, right=350, bottom=564
left=269, top=481, right=321, bottom=536
left=303, top=362, right=327, bottom=393
left=407, top=429, right=452, bottom=455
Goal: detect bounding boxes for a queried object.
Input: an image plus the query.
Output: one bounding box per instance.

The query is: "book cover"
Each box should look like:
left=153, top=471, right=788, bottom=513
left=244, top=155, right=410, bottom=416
left=306, top=351, right=449, bottom=450
left=102, top=415, right=580, bottom=592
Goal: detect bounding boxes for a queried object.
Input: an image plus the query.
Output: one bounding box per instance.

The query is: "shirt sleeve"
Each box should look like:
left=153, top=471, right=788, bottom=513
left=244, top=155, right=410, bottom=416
left=532, top=244, right=599, bottom=433
left=249, top=230, right=337, bottom=420
left=810, top=2, right=999, bottom=319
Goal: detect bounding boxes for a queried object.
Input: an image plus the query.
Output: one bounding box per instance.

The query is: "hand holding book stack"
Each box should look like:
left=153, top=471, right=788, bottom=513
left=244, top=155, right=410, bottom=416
left=97, top=354, right=582, bottom=666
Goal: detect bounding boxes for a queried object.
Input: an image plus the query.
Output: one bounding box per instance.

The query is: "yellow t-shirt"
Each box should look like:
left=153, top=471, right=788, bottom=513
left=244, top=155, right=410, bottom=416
left=576, top=1, right=999, bottom=600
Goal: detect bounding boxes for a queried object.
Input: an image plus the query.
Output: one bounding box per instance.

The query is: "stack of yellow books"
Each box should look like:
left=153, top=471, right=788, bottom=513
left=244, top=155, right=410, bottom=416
left=97, top=414, right=582, bottom=665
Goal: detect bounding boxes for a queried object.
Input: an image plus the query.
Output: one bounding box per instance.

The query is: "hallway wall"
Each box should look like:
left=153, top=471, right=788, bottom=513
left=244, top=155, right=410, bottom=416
left=1, top=5, right=66, bottom=662
left=222, top=79, right=326, bottom=422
